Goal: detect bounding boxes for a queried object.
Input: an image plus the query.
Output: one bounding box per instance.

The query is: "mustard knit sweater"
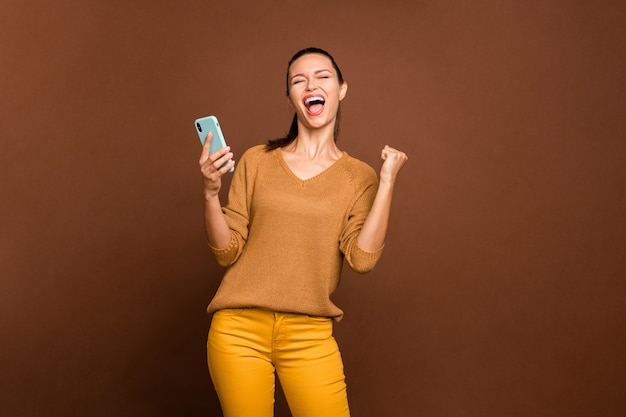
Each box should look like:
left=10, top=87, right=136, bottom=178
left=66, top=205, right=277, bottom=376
left=207, top=145, right=384, bottom=321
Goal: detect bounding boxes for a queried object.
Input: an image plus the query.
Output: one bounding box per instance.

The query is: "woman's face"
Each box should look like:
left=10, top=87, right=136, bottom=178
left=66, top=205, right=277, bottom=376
left=287, top=53, right=347, bottom=130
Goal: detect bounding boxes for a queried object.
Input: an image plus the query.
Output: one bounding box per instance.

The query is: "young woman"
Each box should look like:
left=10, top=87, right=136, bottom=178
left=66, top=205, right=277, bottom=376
left=199, top=47, right=408, bottom=417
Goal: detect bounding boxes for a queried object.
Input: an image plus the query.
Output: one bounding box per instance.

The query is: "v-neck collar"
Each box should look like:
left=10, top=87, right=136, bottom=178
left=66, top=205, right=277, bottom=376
left=275, top=148, right=347, bottom=186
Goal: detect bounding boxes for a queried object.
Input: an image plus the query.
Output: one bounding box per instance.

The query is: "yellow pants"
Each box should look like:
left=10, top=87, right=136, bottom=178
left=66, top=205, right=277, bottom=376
left=207, top=308, right=350, bottom=417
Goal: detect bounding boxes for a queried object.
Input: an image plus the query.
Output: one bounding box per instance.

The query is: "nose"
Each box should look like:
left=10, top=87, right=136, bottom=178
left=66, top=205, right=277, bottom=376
left=305, top=78, right=317, bottom=91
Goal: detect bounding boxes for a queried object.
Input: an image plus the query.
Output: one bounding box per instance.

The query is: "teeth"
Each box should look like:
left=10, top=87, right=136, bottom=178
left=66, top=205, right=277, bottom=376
left=305, top=96, right=325, bottom=104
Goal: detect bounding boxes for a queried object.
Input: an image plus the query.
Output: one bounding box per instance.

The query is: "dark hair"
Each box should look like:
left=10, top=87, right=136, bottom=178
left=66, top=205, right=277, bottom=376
left=266, top=47, right=345, bottom=150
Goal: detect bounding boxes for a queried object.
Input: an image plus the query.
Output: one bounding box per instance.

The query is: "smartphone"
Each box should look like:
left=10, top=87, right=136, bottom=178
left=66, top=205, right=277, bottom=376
left=194, top=115, right=234, bottom=172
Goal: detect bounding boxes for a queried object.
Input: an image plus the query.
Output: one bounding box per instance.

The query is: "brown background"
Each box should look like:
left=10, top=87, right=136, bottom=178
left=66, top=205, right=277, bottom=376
left=1, top=0, right=625, bottom=416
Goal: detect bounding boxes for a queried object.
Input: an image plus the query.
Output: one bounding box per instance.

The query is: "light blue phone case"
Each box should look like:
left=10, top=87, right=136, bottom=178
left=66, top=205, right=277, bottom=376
left=194, top=115, right=234, bottom=172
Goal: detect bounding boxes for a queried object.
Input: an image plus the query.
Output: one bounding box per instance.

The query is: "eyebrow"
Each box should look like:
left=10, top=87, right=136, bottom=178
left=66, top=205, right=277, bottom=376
left=289, top=69, right=333, bottom=81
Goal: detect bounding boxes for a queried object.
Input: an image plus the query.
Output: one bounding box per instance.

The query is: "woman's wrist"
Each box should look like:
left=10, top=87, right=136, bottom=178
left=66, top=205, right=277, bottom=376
left=377, top=177, right=396, bottom=195
left=204, top=188, right=221, bottom=202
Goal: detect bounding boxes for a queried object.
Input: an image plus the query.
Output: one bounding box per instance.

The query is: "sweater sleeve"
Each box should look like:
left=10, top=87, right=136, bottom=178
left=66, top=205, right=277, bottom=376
left=208, top=146, right=259, bottom=266
left=339, top=163, right=384, bottom=273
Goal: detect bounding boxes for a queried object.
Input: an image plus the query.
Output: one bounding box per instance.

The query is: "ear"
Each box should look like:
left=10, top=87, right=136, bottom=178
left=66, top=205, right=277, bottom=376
left=339, top=82, right=348, bottom=101
left=286, top=96, right=295, bottom=110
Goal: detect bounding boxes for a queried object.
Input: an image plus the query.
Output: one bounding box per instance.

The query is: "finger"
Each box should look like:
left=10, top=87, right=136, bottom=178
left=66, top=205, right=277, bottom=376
left=213, top=150, right=234, bottom=170
left=199, top=132, right=213, bottom=164
left=381, top=146, right=396, bottom=160
left=218, top=159, right=236, bottom=173
left=211, top=146, right=232, bottom=165
left=382, top=146, right=406, bottom=157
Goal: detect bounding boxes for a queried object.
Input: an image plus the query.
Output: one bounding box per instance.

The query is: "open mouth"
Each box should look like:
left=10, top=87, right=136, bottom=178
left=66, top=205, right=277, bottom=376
left=304, top=95, right=325, bottom=115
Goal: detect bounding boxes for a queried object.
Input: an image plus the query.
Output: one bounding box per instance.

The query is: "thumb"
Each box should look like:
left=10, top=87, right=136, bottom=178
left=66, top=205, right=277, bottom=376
left=200, top=132, right=213, bottom=162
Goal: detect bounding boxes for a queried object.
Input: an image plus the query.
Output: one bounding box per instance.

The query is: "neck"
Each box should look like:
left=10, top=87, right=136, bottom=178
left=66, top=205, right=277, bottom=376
left=287, top=136, right=341, bottom=160
left=286, top=121, right=340, bottom=160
